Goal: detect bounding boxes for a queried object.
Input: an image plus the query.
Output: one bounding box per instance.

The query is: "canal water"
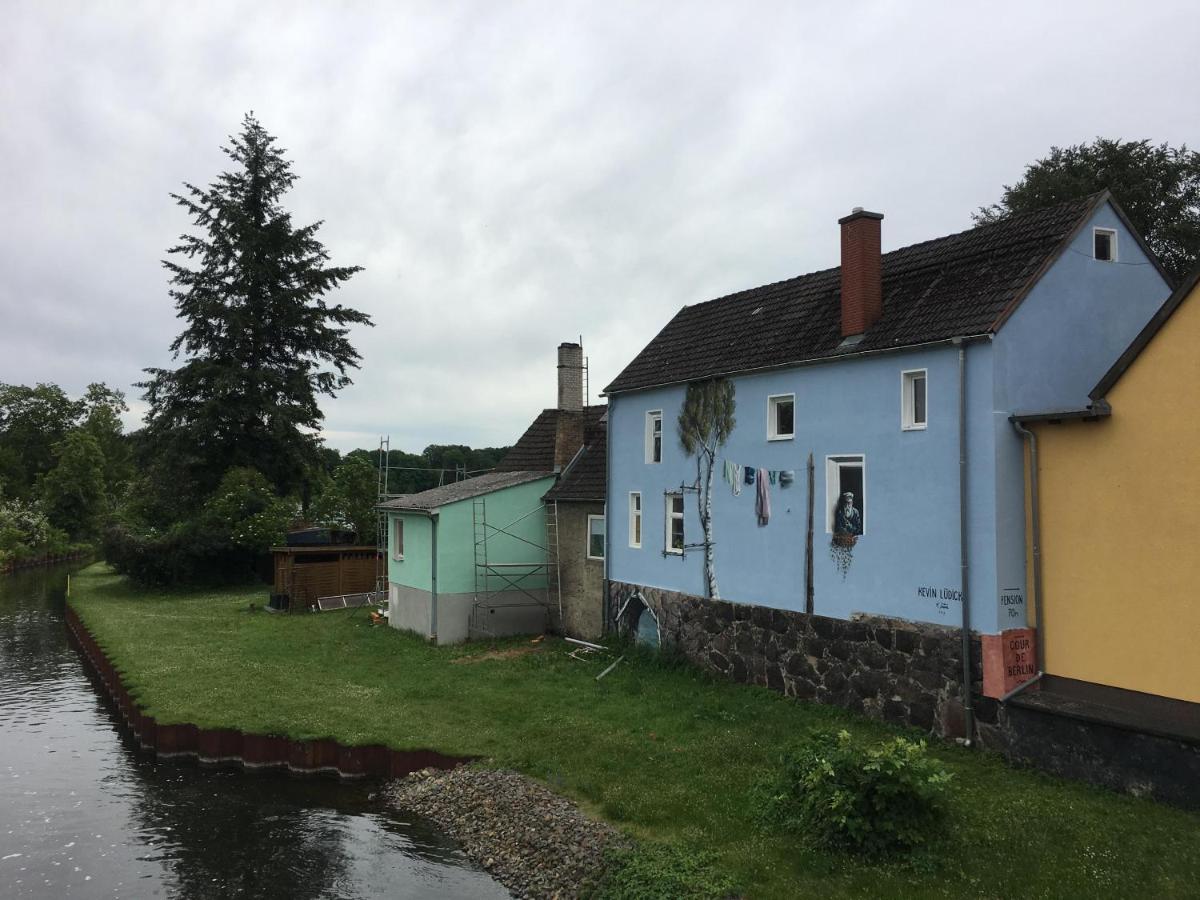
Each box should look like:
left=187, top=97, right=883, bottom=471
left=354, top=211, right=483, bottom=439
left=0, top=565, right=509, bottom=899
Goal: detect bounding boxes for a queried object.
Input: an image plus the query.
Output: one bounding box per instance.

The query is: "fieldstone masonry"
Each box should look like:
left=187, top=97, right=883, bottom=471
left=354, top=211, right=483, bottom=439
left=609, top=580, right=994, bottom=740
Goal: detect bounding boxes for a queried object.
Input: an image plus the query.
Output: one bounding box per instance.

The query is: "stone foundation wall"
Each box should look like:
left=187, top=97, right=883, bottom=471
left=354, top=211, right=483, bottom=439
left=608, top=580, right=991, bottom=739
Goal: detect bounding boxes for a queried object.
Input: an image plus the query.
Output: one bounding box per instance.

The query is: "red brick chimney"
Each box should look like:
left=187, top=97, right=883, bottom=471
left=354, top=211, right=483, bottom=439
left=839, top=207, right=884, bottom=337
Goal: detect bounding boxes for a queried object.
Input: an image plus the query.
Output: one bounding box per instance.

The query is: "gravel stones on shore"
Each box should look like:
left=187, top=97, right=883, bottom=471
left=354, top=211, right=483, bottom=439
left=387, top=767, right=629, bottom=899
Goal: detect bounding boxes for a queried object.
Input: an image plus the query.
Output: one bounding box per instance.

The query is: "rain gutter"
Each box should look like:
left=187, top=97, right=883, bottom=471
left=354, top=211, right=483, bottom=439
left=954, top=336, right=976, bottom=746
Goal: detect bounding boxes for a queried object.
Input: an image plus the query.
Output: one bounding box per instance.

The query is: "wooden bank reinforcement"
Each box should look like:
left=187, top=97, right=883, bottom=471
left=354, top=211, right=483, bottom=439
left=65, top=604, right=471, bottom=779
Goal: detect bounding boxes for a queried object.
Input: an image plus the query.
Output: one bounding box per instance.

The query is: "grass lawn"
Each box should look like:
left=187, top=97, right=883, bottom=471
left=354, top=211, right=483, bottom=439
left=70, top=564, right=1200, bottom=899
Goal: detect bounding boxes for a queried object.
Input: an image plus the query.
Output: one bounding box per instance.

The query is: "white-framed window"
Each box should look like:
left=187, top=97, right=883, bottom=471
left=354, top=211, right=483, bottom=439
left=1093, top=227, right=1118, bottom=262
left=645, top=410, right=663, bottom=463
left=392, top=518, right=405, bottom=561
left=901, top=369, right=927, bottom=430
left=826, top=455, right=866, bottom=535
left=664, top=492, right=684, bottom=554
left=767, top=393, right=795, bottom=441
left=587, top=514, right=606, bottom=560
left=628, top=492, right=642, bottom=548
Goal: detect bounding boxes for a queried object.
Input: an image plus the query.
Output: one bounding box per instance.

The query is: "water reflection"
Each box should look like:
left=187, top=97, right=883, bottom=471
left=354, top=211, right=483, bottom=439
left=0, top=566, right=508, bottom=899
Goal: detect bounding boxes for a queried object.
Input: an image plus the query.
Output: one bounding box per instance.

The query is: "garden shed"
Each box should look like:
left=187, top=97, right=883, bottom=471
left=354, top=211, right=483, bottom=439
left=270, top=545, right=380, bottom=611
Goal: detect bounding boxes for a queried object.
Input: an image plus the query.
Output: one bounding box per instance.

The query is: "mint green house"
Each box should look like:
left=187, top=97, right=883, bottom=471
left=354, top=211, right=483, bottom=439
left=381, top=342, right=607, bottom=644
left=381, top=471, right=558, bottom=644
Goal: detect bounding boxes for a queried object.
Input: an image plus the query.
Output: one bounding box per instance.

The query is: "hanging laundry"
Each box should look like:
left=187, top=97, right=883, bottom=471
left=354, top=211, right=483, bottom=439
left=744, top=467, right=756, bottom=486
left=756, top=467, right=771, bottom=526
left=779, top=469, right=795, bottom=487
left=768, top=470, right=778, bottom=486
left=722, top=459, right=743, bottom=496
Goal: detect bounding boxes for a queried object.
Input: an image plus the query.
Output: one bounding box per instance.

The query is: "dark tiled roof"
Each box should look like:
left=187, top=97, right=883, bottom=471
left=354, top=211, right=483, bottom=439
left=493, top=405, right=607, bottom=472
left=543, top=424, right=607, bottom=502
left=379, top=470, right=552, bottom=511
left=604, top=195, right=1104, bottom=394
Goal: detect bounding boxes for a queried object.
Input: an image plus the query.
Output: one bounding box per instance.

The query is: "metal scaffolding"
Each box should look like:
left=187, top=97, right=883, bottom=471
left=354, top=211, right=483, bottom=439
left=469, top=496, right=559, bottom=638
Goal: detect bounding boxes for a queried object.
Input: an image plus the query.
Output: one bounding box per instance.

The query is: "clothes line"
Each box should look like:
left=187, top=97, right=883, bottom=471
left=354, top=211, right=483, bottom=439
left=718, top=458, right=797, bottom=527
left=719, top=458, right=795, bottom=489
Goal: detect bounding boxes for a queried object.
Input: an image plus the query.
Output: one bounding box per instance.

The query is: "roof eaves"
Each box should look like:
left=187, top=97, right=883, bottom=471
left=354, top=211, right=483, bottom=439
left=601, top=332, right=992, bottom=396
left=1011, top=399, right=1113, bottom=423
left=376, top=503, right=438, bottom=515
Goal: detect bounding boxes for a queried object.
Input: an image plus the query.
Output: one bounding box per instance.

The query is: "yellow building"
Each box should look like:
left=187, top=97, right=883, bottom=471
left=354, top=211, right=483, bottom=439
left=1019, top=269, right=1200, bottom=705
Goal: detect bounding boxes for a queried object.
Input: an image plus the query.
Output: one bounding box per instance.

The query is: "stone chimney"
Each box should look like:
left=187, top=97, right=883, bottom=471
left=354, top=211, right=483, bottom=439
left=557, top=342, right=583, bottom=412
left=839, top=207, right=884, bottom=337
left=554, top=342, right=585, bottom=472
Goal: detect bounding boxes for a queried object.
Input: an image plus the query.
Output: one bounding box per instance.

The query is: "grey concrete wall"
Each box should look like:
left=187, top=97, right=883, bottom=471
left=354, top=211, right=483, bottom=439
left=466, top=589, right=548, bottom=642
left=554, top=501, right=606, bottom=640
left=390, top=583, right=548, bottom=644
left=389, top=583, right=432, bottom=639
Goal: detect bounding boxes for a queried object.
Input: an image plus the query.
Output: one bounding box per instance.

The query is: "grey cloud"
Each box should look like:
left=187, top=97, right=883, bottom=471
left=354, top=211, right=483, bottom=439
left=2, top=1, right=1196, bottom=452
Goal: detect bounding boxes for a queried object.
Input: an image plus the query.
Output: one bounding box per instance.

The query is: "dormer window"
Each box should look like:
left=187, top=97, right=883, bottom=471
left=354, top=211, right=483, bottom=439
left=1094, top=228, right=1117, bottom=262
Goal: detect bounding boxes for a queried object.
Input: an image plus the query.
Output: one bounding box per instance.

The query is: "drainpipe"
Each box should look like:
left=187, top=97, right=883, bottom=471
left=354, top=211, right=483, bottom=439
left=602, top=399, right=613, bottom=635
left=1004, top=421, right=1045, bottom=701
left=954, top=338, right=975, bottom=746
left=430, top=513, right=439, bottom=643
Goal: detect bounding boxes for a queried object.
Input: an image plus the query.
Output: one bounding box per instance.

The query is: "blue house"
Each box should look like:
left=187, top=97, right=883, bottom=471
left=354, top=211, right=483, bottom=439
left=602, top=193, right=1171, bottom=740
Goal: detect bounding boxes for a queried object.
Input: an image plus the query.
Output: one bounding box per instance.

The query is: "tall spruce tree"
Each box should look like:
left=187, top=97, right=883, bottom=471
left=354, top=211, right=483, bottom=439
left=140, top=114, right=369, bottom=503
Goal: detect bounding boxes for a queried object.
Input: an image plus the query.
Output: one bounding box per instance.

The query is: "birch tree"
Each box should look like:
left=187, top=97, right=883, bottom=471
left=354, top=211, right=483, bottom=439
left=677, top=379, right=736, bottom=599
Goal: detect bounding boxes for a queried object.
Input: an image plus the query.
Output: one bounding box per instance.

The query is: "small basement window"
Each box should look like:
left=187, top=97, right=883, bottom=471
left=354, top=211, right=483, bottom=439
left=901, top=369, right=927, bottom=430
left=767, top=393, right=795, bottom=440
left=587, top=514, right=605, bottom=560
left=826, top=455, right=866, bottom=535
left=645, top=410, right=663, bottom=463
left=392, top=518, right=404, bottom=561
left=665, top=492, right=684, bottom=554
left=1094, top=227, right=1117, bottom=262
left=629, top=492, right=642, bottom=548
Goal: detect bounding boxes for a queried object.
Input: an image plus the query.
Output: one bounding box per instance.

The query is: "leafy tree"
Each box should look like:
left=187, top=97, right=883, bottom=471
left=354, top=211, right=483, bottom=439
left=39, top=429, right=108, bottom=540
left=974, top=138, right=1200, bottom=280
left=0, top=383, right=84, bottom=498
left=80, top=384, right=134, bottom=507
left=201, top=467, right=295, bottom=552
left=139, top=112, right=370, bottom=504
left=0, top=496, right=63, bottom=565
left=310, top=456, right=378, bottom=543
left=677, top=379, right=736, bottom=599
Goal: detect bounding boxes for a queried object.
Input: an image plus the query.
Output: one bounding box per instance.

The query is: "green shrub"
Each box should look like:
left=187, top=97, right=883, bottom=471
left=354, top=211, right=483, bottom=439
left=103, top=467, right=293, bottom=586
left=592, top=844, right=738, bottom=900
left=757, top=729, right=952, bottom=855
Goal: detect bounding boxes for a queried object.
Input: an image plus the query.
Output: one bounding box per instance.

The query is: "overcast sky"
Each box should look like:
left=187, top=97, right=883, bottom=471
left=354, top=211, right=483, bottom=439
left=3, top=1, right=1197, bottom=453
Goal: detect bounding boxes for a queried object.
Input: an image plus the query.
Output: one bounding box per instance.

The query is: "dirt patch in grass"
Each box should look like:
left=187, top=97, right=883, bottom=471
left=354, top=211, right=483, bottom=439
left=451, top=645, right=545, bottom=664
